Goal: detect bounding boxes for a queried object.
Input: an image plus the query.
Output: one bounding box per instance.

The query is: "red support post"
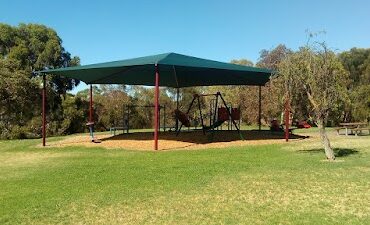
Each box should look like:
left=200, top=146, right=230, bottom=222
left=42, top=74, right=46, bottom=146
left=175, top=88, right=179, bottom=131
left=258, top=86, right=262, bottom=131
left=154, top=64, right=160, bottom=150
left=285, top=97, right=290, bottom=142
left=89, top=84, right=93, bottom=122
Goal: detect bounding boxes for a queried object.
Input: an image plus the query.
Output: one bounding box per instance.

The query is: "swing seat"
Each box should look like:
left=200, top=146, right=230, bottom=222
left=86, top=121, right=95, bottom=126
left=218, top=107, right=229, bottom=121
left=270, top=119, right=283, bottom=131
left=296, top=121, right=311, bottom=128
left=231, top=108, right=240, bottom=120
left=203, top=120, right=225, bottom=130
left=174, top=109, right=191, bottom=127
left=85, top=121, right=101, bottom=143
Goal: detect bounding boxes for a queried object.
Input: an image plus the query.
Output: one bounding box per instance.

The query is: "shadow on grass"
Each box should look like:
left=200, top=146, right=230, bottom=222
left=298, top=148, right=359, bottom=157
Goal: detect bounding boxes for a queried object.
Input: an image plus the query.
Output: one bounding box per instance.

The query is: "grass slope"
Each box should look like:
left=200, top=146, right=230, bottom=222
left=0, top=132, right=369, bottom=224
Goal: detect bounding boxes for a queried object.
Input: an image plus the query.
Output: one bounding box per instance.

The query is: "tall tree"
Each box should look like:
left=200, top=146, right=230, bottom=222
left=253, top=45, right=293, bottom=124
left=257, top=44, right=292, bottom=70
left=0, top=23, right=80, bottom=93
left=259, top=45, right=311, bottom=124
left=339, top=48, right=370, bottom=122
left=339, top=48, right=370, bottom=87
left=279, top=43, right=348, bottom=160
left=0, top=61, right=40, bottom=138
left=0, top=23, right=80, bottom=138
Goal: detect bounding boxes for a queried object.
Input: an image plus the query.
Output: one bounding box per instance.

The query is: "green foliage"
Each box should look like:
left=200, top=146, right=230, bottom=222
left=350, top=85, right=370, bottom=121
left=60, top=94, right=89, bottom=134
left=230, top=58, right=253, bottom=66
left=0, top=22, right=81, bottom=95
left=0, top=61, right=40, bottom=138
left=279, top=44, right=349, bottom=123
left=220, top=45, right=293, bottom=125
left=339, top=48, right=370, bottom=122
left=0, top=23, right=79, bottom=72
left=99, top=85, right=130, bottom=128
left=256, top=45, right=294, bottom=123
left=7, top=125, right=28, bottom=139
left=0, top=23, right=80, bottom=139
left=339, top=48, right=370, bottom=86
left=257, top=44, right=292, bottom=70
left=74, top=85, right=205, bottom=130
left=278, top=42, right=349, bottom=159
left=25, top=116, right=42, bottom=138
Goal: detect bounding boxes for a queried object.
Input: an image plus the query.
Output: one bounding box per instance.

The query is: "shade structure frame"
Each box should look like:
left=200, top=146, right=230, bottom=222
left=154, top=64, right=160, bottom=150
left=37, top=52, right=274, bottom=150
left=42, top=74, right=46, bottom=146
left=39, top=52, right=273, bottom=88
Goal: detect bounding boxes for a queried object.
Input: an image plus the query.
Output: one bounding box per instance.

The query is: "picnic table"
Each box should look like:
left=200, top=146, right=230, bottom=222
left=336, top=122, right=369, bottom=136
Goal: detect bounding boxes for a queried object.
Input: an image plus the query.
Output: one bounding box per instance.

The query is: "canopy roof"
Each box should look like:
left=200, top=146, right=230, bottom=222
left=40, top=52, right=272, bottom=87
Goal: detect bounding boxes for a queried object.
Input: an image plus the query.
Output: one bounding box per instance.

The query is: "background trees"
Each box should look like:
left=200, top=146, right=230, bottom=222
left=278, top=43, right=348, bottom=160
left=0, top=61, right=40, bottom=138
left=339, top=48, right=370, bottom=122
left=209, top=45, right=292, bottom=125
left=0, top=23, right=80, bottom=138
left=0, top=22, right=369, bottom=144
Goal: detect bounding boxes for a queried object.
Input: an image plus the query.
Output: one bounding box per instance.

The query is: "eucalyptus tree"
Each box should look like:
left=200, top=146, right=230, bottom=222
left=279, top=43, right=348, bottom=160
left=339, top=48, right=370, bottom=122
left=0, top=23, right=80, bottom=138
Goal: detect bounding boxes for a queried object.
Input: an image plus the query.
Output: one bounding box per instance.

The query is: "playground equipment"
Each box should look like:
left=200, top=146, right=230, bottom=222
left=208, top=98, right=241, bottom=131
left=270, top=118, right=310, bottom=133
left=39, top=52, right=272, bottom=150
left=84, top=85, right=101, bottom=143
left=110, top=104, right=168, bottom=135
left=86, top=121, right=101, bottom=143
left=175, top=92, right=242, bottom=138
left=270, top=119, right=284, bottom=132
left=295, top=120, right=312, bottom=128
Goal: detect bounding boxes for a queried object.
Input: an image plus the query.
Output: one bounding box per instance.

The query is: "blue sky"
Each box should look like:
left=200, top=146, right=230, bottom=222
left=1, top=0, right=370, bottom=92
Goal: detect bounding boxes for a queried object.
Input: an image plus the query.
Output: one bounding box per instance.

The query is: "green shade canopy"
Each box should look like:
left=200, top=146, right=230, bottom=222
left=39, top=52, right=272, bottom=87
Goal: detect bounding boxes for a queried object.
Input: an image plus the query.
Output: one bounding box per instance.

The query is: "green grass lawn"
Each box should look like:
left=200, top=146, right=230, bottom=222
left=0, top=131, right=369, bottom=224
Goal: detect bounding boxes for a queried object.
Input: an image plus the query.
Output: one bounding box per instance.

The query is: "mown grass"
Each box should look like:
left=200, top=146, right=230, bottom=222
left=0, top=131, right=369, bottom=224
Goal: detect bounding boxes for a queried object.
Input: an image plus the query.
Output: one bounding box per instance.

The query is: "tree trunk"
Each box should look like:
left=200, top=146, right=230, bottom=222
left=317, top=119, right=335, bottom=160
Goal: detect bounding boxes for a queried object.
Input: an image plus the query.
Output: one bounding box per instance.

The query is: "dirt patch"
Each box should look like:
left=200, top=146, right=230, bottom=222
left=46, top=130, right=306, bottom=151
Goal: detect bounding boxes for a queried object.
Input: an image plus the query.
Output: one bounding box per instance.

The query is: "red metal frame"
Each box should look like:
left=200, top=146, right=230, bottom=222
left=42, top=74, right=46, bottom=146
left=175, top=88, right=179, bottom=131
left=285, top=97, right=289, bottom=142
left=258, top=86, right=262, bottom=131
left=89, top=84, right=93, bottom=123
left=154, top=64, right=160, bottom=150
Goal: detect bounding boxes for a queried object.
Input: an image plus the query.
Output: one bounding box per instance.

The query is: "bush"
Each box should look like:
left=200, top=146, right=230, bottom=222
left=0, top=122, right=10, bottom=139
left=9, top=125, right=27, bottom=139
left=25, top=116, right=42, bottom=138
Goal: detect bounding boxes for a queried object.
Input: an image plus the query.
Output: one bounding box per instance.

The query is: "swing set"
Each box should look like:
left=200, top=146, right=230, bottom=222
left=175, top=92, right=243, bottom=139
